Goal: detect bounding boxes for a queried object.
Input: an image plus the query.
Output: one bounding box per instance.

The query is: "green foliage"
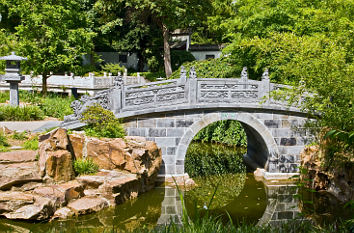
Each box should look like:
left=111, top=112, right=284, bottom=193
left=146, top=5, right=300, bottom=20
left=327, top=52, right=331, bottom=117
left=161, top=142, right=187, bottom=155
left=38, top=95, right=74, bottom=120
left=130, top=71, right=166, bottom=82
left=170, top=50, right=196, bottom=71
left=101, top=63, right=125, bottom=75
left=0, top=133, right=9, bottom=147
left=0, top=132, right=10, bottom=152
left=73, top=158, right=99, bottom=175
left=0, top=105, right=44, bottom=121
left=11, top=131, right=27, bottom=140
left=2, top=0, right=95, bottom=93
left=185, top=142, right=246, bottom=178
left=81, top=104, right=125, bottom=138
left=170, top=57, right=238, bottom=80
left=193, top=120, right=247, bottom=147
left=0, top=91, right=73, bottom=120
left=23, top=137, right=39, bottom=150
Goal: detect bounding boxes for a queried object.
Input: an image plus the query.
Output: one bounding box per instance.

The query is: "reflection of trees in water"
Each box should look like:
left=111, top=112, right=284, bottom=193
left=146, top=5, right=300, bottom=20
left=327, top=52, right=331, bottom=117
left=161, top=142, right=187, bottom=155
left=299, top=188, right=354, bottom=226
left=186, top=173, right=247, bottom=210
left=185, top=142, right=246, bottom=177
left=0, top=188, right=165, bottom=233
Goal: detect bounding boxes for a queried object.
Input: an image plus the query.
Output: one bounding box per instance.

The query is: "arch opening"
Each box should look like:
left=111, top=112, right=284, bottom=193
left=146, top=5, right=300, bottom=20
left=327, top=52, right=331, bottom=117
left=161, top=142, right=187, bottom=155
left=176, top=112, right=278, bottom=174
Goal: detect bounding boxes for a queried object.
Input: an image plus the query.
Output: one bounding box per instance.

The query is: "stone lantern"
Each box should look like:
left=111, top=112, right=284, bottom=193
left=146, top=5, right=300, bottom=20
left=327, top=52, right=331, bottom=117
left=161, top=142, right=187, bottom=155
left=0, top=52, right=27, bottom=106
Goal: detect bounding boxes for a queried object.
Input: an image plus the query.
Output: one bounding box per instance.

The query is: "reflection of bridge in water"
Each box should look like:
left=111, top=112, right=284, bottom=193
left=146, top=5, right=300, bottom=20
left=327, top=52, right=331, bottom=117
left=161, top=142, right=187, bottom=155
left=157, top=184, right=301, bottom=226
left=63, top=67, right=313, bottom=179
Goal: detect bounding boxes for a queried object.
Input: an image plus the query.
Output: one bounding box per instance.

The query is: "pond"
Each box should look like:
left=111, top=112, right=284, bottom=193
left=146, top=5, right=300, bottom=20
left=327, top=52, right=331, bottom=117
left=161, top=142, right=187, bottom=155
left=0, top=142, right=352, bottom=232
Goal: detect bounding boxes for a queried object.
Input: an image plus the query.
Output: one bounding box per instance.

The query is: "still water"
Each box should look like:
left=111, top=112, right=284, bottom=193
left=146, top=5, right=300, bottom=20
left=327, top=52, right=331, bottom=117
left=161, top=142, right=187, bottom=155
left=0, top=143, right=352, bottom=232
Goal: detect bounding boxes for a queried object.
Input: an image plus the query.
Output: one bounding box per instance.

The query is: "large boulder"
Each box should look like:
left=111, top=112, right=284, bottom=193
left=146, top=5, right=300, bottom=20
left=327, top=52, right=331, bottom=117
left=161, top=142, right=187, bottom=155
left=0, top=192, right=55, bottom=220
left=38, top=128, right=75, bottom=182
left=0, top=162, right=41, bottom=190
left=33, top=180, right=85, bottom=208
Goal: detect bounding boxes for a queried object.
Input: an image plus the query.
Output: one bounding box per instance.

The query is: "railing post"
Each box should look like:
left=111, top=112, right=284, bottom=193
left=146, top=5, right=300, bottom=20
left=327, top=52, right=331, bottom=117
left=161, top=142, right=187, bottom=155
left=260, top=69, right=270, bottom=104
left=112, top=75, right=124, bottom=114
left=188, top=66, right=197, bottom=105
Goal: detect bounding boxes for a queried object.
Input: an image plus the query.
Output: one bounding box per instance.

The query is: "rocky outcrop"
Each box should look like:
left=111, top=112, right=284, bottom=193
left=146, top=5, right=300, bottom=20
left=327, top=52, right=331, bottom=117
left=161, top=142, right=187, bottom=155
left=301, top=145, right=354, bottom=203
left=38, top=128, right=75, bottom=182
left=0, top=128, right=162, bottom=221
left=69, top=132, right=162, bottom=191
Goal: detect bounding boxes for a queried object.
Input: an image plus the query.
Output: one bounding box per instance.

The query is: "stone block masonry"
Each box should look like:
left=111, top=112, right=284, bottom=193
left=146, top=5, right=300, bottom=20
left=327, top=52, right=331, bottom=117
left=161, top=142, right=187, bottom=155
left=123, top=110, right=309, bottom=177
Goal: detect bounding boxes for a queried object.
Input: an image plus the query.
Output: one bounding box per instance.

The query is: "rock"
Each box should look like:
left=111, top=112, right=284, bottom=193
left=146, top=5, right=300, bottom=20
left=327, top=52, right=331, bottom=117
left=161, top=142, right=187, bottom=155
left=51, top=207, right=74, bottom=220
left=67, top=197, right=108, bottom=215
left=11, top=182, right=42, bottom=192
left=100, top=172, right=140, bottom=204
left=301, top=145, right=354, bottom=203
left=0, top=162, right=41, bottom=190
left=0, top=192, right=55, bottom=220
left=0, top=192, right=35, bottom=214
left=38, top=128, right=75, bottom=182
left=0, top=126, right=12, bottom=135
left=33, top=180, right=84, bottom=208
left=86, top=138, right=114, bottom=170
left=68, top=133, right=85, bottom=159
left=77, top=173, right=107, bottom=188
left=0, top=150, right=37, bottom=164
left=45, top=150, right=75, bottom=182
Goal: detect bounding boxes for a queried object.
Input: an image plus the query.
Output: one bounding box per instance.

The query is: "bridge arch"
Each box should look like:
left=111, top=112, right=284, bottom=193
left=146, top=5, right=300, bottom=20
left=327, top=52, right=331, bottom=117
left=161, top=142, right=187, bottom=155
left=176, top=112, right=279, bottom=174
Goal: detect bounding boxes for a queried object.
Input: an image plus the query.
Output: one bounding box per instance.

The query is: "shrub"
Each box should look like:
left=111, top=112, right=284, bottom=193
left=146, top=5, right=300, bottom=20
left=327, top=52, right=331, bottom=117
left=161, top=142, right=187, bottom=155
left=170, top=57, right=237, bottom=80
left=0, top=105, right=44, bottom=121
left=39, top=95, right=74, bottom=119
left=74, top=158, right=99, bottom=175
left=81, top=104, right=125, bottom=138
left=193, top=120, right=247, bottom=147
left=23, top=137, right=39, bottom=150
left=171, top=50, right=196, bottom=71
left=101, top=63, right=125, bottom=75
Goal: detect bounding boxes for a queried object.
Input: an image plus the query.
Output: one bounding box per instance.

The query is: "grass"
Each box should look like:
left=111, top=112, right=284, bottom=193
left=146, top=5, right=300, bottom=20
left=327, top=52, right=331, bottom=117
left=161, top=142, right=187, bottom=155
left=74, top=158, right=99, bottom=175
left=0, top=105, right=45, bottom=121
left=23, top=137, right=39, bottom=150
left=0, top=91, right=74, bottom=120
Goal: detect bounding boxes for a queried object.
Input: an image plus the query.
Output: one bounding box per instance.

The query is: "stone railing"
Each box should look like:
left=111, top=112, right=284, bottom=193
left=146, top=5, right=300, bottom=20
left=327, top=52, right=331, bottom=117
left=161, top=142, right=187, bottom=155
left=63, top=66, right=297, bottom=128
left=0, top=73, right=146, bottom=95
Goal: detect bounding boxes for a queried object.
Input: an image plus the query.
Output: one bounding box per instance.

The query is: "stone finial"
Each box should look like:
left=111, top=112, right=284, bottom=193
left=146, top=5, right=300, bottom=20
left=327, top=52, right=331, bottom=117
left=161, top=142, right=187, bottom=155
left=113, top=73, right=123, bottom=87
left=180, top=66, right=187, bottom=81
left=241, top=67, right=248, bottom=80
left=189, top=66, right=197, bottom=79
left=262, top=68, right=269, bottom=80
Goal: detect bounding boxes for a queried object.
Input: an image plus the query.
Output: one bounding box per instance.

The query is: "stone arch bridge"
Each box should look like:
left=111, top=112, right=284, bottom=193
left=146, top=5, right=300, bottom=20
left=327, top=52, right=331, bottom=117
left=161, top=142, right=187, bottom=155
left=63, top=67, right=311, bottom=178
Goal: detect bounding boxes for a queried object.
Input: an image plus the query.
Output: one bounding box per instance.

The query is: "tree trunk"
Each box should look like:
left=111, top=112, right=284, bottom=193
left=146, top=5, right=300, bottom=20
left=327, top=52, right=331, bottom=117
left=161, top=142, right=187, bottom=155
left=162, top=23, right=172, bottom=78
left=137, top=51, right=145, bottom=72
left=42, top=74, right=48, bottom=96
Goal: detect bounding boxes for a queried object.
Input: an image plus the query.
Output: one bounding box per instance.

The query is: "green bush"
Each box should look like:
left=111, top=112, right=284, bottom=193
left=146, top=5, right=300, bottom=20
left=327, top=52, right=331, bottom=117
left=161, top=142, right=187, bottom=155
left=171, top=50, right=196, bottom=71
left=170, top=57, right=238, bottom=80
left=0, top=133, right=9, bottom=152
left=0, top=105, right=45, bottom=121
left=23, top=137, right=39, bottom=150
left=194, top=120, right=247, bottom=147
left=74, top=158, right=99, bottom=175
left=39, top=95, right=74, bottom=120
left=101, top=63, right=125, bottom=75
left=81, top=104, right=126, bottom=138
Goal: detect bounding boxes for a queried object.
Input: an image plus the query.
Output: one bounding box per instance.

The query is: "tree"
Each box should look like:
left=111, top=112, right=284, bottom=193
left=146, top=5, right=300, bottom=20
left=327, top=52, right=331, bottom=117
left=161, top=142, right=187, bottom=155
left=95, top=0, right=211, bottom=77
left=1, top=0, right=96, bottom=95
